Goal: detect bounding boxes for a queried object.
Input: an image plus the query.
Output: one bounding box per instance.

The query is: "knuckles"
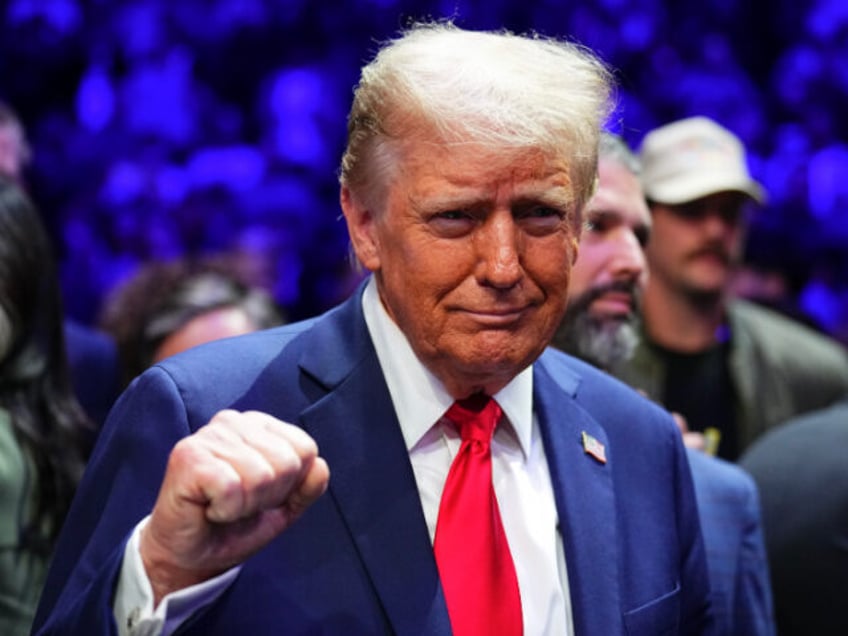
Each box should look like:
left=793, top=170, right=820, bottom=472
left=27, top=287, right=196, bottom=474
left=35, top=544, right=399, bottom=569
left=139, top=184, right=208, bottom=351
left=162, top=410, right=324, bottom=522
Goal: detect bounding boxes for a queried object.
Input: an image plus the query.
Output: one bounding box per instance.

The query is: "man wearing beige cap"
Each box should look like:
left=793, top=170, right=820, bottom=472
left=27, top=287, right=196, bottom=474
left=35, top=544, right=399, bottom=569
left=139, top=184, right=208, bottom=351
left=612, top=116, right=848, bottom=460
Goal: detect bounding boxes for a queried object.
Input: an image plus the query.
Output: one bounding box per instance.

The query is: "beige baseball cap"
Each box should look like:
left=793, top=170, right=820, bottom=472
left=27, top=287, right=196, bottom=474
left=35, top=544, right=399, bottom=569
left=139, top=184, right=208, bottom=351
left=638, top=116, right=766, bottom=205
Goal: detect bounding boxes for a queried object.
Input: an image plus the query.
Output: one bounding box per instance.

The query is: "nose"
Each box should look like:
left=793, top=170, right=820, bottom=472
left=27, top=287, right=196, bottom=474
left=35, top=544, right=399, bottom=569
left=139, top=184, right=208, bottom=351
left=696, top=200, right=744, bottom=237
left=610, top=228, right=646, bottom=282
left=476, top=212, right=523, bottom=289
left=701, top=212, right=739, bottom=240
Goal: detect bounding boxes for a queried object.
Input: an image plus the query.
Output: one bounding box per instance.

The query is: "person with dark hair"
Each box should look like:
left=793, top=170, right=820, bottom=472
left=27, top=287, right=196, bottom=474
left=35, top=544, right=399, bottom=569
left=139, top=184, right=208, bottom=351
left=0, top=98, right=121, bottom=430
left=99, top=256, right=284, bottom=389
left=553, top=133, right=775, bottom=635
left=0, top=177, right=92, bottom=635
left=35, top=23, right=710, bottom=635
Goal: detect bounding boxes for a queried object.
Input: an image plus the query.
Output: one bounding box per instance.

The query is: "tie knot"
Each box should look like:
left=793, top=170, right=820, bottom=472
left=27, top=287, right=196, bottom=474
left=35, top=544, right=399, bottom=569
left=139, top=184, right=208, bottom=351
left=445, top=394, right=502, bottom=443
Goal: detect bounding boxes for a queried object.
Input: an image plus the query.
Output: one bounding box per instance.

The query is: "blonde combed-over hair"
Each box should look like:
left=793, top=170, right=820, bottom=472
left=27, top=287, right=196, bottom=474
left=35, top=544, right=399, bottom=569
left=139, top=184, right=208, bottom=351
left=340, top=22, right=615, bottom=212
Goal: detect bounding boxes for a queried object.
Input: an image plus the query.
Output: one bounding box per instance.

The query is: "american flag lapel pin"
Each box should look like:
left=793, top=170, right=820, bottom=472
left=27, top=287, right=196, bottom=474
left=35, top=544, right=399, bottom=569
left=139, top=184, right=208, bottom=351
left=581, top=431, right=607, bottom=464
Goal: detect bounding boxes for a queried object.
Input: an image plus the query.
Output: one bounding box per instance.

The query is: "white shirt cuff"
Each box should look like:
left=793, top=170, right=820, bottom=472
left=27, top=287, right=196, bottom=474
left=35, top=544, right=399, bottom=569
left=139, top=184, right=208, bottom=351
left=113, top=516, right=241, bottom=636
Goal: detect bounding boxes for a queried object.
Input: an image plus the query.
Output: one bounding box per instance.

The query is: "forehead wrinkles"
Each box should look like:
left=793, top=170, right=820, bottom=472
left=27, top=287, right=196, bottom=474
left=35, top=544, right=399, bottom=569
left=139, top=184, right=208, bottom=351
left=402, top=142, right=575, bottom=199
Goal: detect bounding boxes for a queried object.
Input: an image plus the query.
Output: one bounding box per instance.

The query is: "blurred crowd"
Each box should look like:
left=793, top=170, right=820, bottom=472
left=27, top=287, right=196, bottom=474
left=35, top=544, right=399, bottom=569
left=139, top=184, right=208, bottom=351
left=1, top=4, right=848, bottom=634
left=1, top=0, right=848, bottom=335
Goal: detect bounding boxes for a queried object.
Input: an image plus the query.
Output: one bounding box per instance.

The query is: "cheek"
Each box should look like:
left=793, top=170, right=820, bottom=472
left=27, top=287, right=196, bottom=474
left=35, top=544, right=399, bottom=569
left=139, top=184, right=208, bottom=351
left=728, top=227, right=746, bottom=250
left=393, top=246, right=465, bottom=292
left=645, top=223, right=679, bottom=260
left=568, top=244, right=605, bottom=295
left=380, top=245, right=466, bottom=324
left=638, top=266, right=650, bottom=290
left=401, top=237, right=476, bottom=288
left=543, top=235, right=579, bottom=281
left=528, top=242, right=576, bottom=316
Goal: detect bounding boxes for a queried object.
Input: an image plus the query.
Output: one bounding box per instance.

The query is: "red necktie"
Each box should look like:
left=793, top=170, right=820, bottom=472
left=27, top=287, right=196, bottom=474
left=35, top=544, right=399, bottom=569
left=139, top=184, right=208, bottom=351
left=434, top=394, right=523, bottom=636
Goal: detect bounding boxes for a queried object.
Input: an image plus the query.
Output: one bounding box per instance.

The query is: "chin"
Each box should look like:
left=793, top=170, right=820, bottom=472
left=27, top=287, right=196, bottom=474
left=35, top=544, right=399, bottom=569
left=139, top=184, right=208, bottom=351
left=432, top=328, right=548, bottom=386
left=689, top=268, right=731, bottom=289
left=457, top=341, right=536, bottom=375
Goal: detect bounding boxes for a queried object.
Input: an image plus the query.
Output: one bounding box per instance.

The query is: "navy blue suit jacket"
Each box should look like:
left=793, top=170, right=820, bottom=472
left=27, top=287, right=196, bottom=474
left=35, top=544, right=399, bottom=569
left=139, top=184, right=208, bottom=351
left=686, top=450, right=774, bottom=635
left=35, top=288, right=712, bottom=635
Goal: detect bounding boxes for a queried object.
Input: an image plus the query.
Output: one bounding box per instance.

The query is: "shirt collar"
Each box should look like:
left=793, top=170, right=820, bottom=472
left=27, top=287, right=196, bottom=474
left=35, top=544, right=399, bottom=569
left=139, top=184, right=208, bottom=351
left=361, top=277, right=534, bottom=458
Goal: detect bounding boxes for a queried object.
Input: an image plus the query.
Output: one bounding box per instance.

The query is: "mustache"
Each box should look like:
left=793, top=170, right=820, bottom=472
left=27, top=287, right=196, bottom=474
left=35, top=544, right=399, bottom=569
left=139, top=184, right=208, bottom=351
left=688, top=243, right=732, bottom=265
left=568, top=279, right=642, bottom=317
left=553, top=278, right=642, bottom=370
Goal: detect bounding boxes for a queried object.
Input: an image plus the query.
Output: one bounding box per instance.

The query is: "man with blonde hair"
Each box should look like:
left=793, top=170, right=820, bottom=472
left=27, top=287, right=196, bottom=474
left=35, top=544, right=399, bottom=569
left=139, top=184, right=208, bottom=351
left=36, top=23, right=711, bottom=635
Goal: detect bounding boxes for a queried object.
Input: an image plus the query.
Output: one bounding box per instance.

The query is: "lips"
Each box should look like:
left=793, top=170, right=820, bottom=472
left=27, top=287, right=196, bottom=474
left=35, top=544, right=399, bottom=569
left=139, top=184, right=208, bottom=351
left=589, top=291, right=634, bottom=317
left=458, top=306, right=531, bottom=326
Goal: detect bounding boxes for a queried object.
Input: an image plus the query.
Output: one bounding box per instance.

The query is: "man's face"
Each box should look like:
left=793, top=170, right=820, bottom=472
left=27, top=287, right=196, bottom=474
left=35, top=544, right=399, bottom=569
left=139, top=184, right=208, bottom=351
left=153, top=307, right=261, bottom=364
left=555, top=157, right=650, bottom=369
left=569, top=158, right=650, bottom=317
left=645, top=191, right=750, bottom=299
left=342, top=140, right=581, bottom=398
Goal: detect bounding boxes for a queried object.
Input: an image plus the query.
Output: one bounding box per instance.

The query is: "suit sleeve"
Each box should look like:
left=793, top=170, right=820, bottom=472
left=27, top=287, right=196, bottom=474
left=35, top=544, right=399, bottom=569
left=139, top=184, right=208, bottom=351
left=33, top=367, right=194, bottom=635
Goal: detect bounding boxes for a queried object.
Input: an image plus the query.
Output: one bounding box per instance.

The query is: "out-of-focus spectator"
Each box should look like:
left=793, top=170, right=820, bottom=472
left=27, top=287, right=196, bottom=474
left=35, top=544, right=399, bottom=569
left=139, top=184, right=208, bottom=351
left=0, top=178, right=92, bottom=635
left=553, top=132, right=775, bottom=635
left=99, top=255, right=284, bottom=388
left=0, top=99, right=121, bottom=431
left=613, top=116, right=848, bottom=460
left=739, top=400, right=848, bottom=636
left=2, top=0, right=848, bottom=337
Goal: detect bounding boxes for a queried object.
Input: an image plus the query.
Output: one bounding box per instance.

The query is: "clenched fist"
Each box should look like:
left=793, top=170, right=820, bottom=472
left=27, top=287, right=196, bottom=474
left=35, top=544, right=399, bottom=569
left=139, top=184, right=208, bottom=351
left=139, top=409, right=330, bottom=605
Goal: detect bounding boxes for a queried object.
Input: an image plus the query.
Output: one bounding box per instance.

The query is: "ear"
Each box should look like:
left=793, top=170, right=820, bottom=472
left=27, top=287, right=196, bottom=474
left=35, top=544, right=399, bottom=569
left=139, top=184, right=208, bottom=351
left=340, top=186, right=381, bottom=272
left=569, top=234, right=580, bottom=266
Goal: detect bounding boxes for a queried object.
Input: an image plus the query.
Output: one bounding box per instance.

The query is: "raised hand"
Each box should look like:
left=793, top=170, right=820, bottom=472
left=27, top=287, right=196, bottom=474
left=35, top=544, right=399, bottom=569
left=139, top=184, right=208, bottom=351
left=139, top=409, right=330, bottom=605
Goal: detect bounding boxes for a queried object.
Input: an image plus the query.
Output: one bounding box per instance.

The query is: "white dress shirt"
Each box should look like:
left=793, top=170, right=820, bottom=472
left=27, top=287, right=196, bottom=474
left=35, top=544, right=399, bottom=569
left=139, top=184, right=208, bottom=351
left=115, top=278, right=572, bottom=635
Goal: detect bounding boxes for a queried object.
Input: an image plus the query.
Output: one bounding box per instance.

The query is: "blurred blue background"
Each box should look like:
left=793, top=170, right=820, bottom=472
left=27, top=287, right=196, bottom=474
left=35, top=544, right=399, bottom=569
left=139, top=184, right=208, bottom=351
left=2, top=0, right=848, bottom=336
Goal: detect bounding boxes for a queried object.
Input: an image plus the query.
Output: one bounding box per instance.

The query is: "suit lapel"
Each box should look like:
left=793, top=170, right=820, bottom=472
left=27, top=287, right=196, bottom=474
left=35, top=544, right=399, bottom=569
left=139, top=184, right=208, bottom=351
left=288, top=291, right=625, bottom=634
left=535, top=354, right=623, bottom=635
left=295, top=290, right=451, bottom=636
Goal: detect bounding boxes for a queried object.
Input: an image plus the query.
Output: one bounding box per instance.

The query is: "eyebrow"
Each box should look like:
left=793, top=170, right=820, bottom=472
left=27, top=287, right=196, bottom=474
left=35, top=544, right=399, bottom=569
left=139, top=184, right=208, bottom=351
left=585, top=208, right=621, bottom=222
left=410, top=184, right=575, bottom=213
left=507, top=193, right=574, bottom=218
left=587, top=208, right=652, bottom=233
